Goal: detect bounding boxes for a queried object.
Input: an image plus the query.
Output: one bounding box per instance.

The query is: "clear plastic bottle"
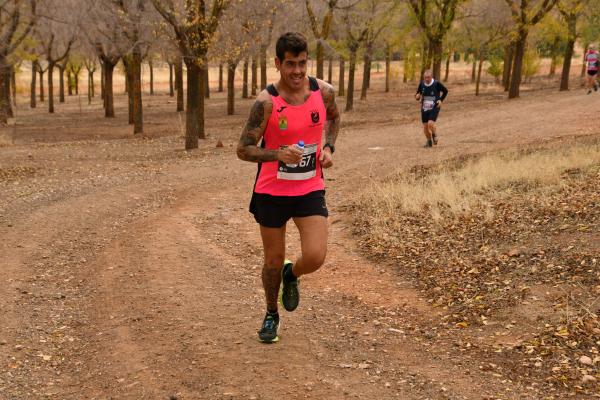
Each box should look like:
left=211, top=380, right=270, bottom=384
left=287, top=140, right=304, bottom=168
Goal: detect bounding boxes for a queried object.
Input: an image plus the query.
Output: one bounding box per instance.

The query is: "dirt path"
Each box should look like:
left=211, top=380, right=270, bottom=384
left=1, top=86, right=598, bottom=399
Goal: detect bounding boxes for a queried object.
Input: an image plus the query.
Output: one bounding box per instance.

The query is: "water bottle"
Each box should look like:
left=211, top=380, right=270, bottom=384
left=287, top=140, right=304, bottom=168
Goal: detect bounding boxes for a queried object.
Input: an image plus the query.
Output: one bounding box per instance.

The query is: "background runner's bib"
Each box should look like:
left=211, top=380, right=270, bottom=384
left=423, top=96, right=436, bottom=111
left=586, top=51, right=599, bottom=71
left=254, top=77, right=326, bottom=196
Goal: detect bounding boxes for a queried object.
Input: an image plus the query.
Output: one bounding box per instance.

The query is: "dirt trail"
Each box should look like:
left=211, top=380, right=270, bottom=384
left=1, top=86, right=598, bottom=399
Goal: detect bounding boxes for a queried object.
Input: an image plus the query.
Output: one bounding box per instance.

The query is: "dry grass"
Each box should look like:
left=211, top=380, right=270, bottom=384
left=361, top=142, right=600, bottom=220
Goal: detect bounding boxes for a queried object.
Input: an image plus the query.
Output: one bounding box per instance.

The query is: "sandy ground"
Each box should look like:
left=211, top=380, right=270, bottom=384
left=1, top=70, right=599, bottom=399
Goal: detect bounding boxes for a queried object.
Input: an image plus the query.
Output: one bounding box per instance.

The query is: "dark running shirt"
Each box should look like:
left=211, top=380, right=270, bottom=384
left=416, top=80, right=448, bottom=111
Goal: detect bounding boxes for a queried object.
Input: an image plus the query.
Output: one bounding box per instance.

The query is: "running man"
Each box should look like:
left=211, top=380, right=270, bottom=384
left=415, top=70, right=448, bottom=147
left=584, top=44, right=599, bottom=94
left=237, top=32, right=340, bottom=343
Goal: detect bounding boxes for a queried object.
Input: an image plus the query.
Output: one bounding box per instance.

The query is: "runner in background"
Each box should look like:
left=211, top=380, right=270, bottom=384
left=415, top=70, right=448, bottom=148
left=584, top=44, right=599, bottom=95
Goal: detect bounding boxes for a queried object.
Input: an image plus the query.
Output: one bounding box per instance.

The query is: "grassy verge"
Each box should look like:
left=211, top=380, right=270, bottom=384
left=353, top=139, right=600, bottom=394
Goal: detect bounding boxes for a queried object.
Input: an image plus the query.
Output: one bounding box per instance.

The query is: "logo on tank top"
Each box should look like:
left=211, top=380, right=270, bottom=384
left=278, top=115, right=288, bottom=130
left=311, top=110, right=320, bottom=123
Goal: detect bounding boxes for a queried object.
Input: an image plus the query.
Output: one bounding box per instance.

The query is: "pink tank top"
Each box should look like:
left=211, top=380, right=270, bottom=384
left=254, top=77, right=326, bottom=196
left=586, top=50, right=599, bottom=71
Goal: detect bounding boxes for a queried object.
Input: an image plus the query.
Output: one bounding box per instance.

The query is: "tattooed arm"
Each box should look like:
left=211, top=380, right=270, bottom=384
left=318, top=79, right=340, bottom=168
left=237, top=90, right=303, bottom=164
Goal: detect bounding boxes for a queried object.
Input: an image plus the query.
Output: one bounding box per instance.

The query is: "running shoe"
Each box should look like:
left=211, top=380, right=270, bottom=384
left=424, top=139, right=433, bottom=148
left=587, top=90, right=592, bottom=95
left=432, top=133, right=438, bottom=145
left=280, top=260, right=299, bottom=312
left=258, top=313, right=279, bottom=343
left=594, top=84, right=598, bottom=92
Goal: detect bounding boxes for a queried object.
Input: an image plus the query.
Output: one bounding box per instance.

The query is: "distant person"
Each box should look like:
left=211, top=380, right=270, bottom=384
left=415, top=70, right=448, bottom=148
left=584, top=44, right=599, bottom=94
left=237, top=32, right=340, bottom=343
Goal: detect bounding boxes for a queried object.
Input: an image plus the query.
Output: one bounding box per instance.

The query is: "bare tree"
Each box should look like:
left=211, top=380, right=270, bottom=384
left=153, top=0, right=230, bottom=149
left=557, top=0, right=587, bottom=91
left=35, top=24, right=75, bottom=113
left=0, top=0, right=36, bottom=123
left=342, top=7, right=368, bottom=111
left=458, top=0, right=510, bottom=95
left=112, top=0, right=156, bottom=135
left=357, top=0, right=396, bottom=100
left=504, top=0, right=558, bottom=98
left=407, top=0, right=463, bottom=80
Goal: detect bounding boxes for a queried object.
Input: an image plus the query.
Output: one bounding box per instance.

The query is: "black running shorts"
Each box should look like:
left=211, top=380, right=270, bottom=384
left=421, top=108, right=440, bottom=123
left=587, top=70, right=598, bottom=76
left=250, top=190, right=328, bottom=228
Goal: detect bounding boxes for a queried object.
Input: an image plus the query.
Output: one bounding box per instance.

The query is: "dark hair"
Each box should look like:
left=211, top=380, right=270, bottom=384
left=275, top=32, right=308, bottom=60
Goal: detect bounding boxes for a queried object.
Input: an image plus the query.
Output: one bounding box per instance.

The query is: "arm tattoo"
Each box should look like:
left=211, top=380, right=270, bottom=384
left=237, top=99, right=279, bottom=163
left=321, top=84, right=340, bottom=146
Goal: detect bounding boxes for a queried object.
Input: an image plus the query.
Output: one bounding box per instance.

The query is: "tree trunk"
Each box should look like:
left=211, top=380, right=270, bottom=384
left=30, top=61, right=37, bottom=108
left=502, top=43, right=514, bottom=91
left=124, top=60, right=134, bottom=124
left=185, top=61, right=203, bottom=149
left=431, top=39, right=443, bottom=79
left=260, top=46, right=267, bottom=89
left=168, top=62, right=174, bottom=96
left=316, top=41, right=324, bottom=79
left=100, top=62, right=105, bottom=104
left=345, top=48, right=357, bottom=112
left=242, top=58, right=249, bottom=99
left=67, top=69, right=73, bottom=96
left=471, top=57, right=477, bottom=83
left=444, top=51, right=451, bottom=81
left=366, top=56, right=372, bottom=89
left=90, top=70, right=94, bottom=98
left=74, top=69, right=79, bottom=95
left=338, top=56, right=345, bottom=97
left=475, top=56, right=484, bottom=96
left=88, top=70, right=92, bottom=105
left=327, top=56, right=333, bottom=84
left=251, top=56, right=258, bottom=96
left=560, top=15, right=577, bottom=92
left=104, top=62, right=115, bottom=117
left=11, top=67, right=16, bottom=106
left=58, top=65, right=65, bottom=102
left=175, top=58, right=184, bottom=112
left=509, top=30, right=527, bottom=99
left=361, top=44, right=372, bottom=100
left=149, top=60, right=154, bottom=95
left=227, top=61, right=236, bottom=115
left=385, top=45, right=391, bottom=93
left=218, top=63, right=224, bottom=92
left=39, top=69, right=44, bottom=102
left=129, top=50, right=143, bottom=134
left=203, top=57, right=209, bottom=99
left=0, top=58, right=12, bottom=123
left=48, top=63, right=56, bottom=113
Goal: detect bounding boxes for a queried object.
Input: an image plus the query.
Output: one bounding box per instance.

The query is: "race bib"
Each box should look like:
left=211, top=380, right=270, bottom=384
left=423, top=96, right=436, bottom=111
left=277, top=143, right=317, bottom=180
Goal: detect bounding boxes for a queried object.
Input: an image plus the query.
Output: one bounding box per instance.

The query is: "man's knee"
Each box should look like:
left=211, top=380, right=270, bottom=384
left=428, top=121, right=436, bottom=129
left=303, top=249, right=327, bottom=269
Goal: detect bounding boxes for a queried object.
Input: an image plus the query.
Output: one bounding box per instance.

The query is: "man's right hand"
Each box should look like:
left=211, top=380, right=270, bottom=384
left=415, top=93, right=421, bottom=101
left=278, top=146, right=303, bottom=164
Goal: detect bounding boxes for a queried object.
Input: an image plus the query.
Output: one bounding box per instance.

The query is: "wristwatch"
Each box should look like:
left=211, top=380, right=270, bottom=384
left=323, top=143, right=335, bottom=154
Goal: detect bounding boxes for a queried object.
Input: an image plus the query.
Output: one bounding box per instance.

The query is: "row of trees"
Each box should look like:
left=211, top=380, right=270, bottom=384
left=1, top=0, right=599, bottom=149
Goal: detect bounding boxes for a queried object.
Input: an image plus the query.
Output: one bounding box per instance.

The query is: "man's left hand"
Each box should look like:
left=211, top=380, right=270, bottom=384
left=436, top=100, right=443, bottom=108
left=319, top=148, right=333, bottom=168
